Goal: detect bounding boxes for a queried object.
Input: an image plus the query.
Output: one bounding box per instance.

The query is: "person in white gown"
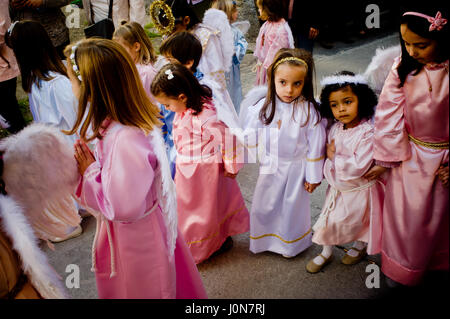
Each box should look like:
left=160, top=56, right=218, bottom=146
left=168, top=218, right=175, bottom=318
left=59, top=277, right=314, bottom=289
left=240, top=48, right=326, bottom=258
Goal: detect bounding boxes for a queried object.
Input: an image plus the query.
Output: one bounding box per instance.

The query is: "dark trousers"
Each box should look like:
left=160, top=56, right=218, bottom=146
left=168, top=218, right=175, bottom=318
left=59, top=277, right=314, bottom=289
left=55, top=40, right=70, bottom=61
left=0, top=77, right=26, bottom=134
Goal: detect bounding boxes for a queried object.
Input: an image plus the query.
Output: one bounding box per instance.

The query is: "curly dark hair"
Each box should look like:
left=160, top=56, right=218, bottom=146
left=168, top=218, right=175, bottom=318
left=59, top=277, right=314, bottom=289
left=319, top=71, right=377, bottom=122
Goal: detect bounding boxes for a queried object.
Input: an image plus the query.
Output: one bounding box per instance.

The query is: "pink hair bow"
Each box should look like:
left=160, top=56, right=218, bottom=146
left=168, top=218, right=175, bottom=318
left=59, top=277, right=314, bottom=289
left=403, top=11, right=448, bottom=31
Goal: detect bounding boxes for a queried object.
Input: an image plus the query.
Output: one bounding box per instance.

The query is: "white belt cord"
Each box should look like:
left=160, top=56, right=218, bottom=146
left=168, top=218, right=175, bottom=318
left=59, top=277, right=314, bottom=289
left=312, top=180, right=377, bottom=232
left=176, top=150, right=219, bottom=163
left=90, top=201, right=159, bottom=278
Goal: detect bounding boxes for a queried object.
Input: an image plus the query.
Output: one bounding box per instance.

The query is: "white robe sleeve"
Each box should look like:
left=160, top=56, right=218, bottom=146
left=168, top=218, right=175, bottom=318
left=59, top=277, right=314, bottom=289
left=50, top=76, right=78, bottom=132
left=305, top=106, right=326, bottom=184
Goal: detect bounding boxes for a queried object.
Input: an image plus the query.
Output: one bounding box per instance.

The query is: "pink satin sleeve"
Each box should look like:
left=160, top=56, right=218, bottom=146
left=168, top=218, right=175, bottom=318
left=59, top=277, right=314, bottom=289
left=373, top=64, right=411, bottom=162
left=76, top=129, right=155, bottom=222
left=208, top=120, right=244, bottom=175
left=335, top=130, right=374, bottom=181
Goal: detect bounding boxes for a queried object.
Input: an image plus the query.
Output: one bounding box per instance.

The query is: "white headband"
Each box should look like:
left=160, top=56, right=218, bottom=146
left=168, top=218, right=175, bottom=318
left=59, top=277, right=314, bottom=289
left=7, top=21, right=18, bottom=37
left=320, top=74, right=368, bottom=87
left=70, top=45, right=82, bottom=82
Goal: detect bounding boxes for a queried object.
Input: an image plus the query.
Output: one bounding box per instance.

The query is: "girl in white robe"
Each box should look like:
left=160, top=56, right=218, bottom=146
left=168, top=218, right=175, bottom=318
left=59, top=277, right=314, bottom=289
left=240, top=48, right=326, bottom=258
left=5, top=20, right=82, bottom=244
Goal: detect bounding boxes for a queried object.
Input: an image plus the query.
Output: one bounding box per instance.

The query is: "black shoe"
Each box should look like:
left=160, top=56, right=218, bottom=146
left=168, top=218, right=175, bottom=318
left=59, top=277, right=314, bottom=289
left=211, top=237, right=234, bottom=258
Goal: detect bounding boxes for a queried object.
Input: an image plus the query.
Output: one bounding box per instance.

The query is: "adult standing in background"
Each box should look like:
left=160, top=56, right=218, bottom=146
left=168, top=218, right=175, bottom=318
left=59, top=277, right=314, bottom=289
left=82, top=0, right=146, bottom=28
left=285, top=0, right=320, bottom=52
left=9, top=0, right=71, bottom=59
left=0, top=0, right=26, bottom=134
left=188, top=0, right=213, bottom=22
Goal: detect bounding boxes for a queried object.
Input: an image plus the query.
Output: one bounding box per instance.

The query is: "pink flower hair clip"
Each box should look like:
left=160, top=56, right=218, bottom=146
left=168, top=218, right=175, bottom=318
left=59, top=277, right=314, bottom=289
left=403, top=11, right=448, bottom=32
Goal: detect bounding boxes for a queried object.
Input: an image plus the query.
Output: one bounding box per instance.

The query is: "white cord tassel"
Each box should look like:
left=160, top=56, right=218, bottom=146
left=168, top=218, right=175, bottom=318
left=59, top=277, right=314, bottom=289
left=104, top=217, right=117, bottom=278
left=90, top=215, right=100, bottom=273
left=313, top=180, right=377, bottom=232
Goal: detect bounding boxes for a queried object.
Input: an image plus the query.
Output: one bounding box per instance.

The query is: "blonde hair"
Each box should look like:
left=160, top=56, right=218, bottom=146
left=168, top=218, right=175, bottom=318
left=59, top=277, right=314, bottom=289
left=112, top=21, right=157, bottom=65
left=211, top=0, right=237, bottom=22
left=63, top=38, right=161, bottom=142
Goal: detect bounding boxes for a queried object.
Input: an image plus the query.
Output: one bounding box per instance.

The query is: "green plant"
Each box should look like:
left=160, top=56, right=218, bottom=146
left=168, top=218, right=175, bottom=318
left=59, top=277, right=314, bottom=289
left=18, top=98, right=33, bottom=124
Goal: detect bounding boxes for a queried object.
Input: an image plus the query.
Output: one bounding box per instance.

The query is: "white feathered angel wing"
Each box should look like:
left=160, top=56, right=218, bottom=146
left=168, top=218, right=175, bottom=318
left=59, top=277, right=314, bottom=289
left=0, top=195, right=68, bottom=299
left=0, top=123, right=80, bottom=234
left=202, top=8, right=234, bottom=73
left=232, top=21, right=251, bottom=35
left=148, top=127, right=177, bottom=259
left=239, top=85, right=267, bottom=129
left=364, top=45, right=401, bottom=95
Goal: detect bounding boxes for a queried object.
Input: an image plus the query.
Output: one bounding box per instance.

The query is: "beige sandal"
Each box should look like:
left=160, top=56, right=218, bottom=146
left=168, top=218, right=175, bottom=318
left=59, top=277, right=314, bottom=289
left=341, top=246, right=367, bottom=265
left=306, top=254, right=333, bottom=273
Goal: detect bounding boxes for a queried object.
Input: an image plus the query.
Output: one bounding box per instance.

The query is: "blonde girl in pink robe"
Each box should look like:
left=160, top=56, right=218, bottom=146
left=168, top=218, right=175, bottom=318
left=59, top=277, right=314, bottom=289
left=254, top=0, right=294, bottom=85
left=65, top=39, right=207, bottom=299
left=306, top=71, right=385, bottom=274
left=113, top=21, right=158, bottom=104
left=151, top=63, right=250, bottom=264
left=365, top=7, right=449, bottom=286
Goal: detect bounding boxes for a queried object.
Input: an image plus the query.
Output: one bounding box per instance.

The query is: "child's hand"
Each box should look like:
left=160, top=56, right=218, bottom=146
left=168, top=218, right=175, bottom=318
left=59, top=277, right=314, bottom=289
left=436, top=164, right=449, bottom=188
left=363, top=165, right=387, bottom=181
left=304, top=181, right=321, bottom=193
left=74, top=139, right=95, bottom=176
left=326, top=139, right=335, bottom=160
left=224, top=170, right=238, bottom=179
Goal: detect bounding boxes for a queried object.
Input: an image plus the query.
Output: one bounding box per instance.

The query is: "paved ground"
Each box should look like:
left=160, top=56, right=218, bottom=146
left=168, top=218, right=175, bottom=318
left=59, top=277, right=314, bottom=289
left=37, top=1, right=449, bottom=302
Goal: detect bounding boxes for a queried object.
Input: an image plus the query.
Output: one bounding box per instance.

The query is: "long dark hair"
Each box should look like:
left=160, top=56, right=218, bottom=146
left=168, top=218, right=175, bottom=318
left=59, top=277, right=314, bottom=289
left=151, top=63, right=212, bottom=116
left=260, top=48, right=320, bottom=127
left=5, top=20, right=67, bottom=93
left=397, top=5, right=448, bottom=87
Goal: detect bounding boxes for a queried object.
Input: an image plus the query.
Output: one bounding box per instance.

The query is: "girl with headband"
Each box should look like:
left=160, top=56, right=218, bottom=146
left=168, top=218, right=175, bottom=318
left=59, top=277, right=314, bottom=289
left=365, top=5, right=449, bottom=287
left=240, top=48, right=326, bottom=258
left=66, top=39, right=206, bottom=298
left=306, top=71, right=384, bottom=273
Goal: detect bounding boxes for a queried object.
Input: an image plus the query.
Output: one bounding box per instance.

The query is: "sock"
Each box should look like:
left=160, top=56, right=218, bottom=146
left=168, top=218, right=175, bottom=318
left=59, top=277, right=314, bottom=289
left=347, top=241, right=366, bottom=257
left=313, top=245, right=333, bottom=265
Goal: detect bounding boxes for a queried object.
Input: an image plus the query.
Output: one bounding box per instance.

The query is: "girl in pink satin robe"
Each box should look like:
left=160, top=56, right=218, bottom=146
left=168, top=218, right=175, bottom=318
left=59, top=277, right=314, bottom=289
left=113, top=21, right=158, bottom=104
left=65, top=39, right=207, bottom=299
left=306, top=71, right=385, bottom=274
left=366, top=7, right=449, bottom=286
left=151, top=63, right=250, bottom=264
left=254, top=0, right=294, bottom=85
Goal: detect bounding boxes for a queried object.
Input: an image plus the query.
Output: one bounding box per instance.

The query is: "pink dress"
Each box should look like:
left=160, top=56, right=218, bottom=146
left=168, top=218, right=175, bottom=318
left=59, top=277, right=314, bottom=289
left=312, top=121, right=385, bottom=254
left=173, top=100, right=250, bottom=264
left=76, top=120, right=207, bottom=298
left=136, top=63, right=158, bottom=105
left=254, top=18, right=294, bottom=85
left=374, top=57, right=449, bottom=286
